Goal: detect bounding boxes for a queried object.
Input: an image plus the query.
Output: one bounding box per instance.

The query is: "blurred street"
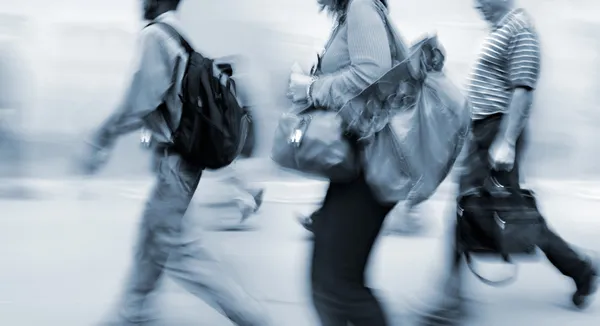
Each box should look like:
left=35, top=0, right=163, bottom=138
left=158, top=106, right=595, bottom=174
left=1, top=1, right=600, bottom=325
left=1, top=177, right=600, bottom=326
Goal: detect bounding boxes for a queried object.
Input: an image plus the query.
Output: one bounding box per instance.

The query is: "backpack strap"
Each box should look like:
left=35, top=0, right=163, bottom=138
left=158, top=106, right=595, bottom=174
left=143, top=21, right=194, bottom=137
left=145, top=21, right=194, bottom=54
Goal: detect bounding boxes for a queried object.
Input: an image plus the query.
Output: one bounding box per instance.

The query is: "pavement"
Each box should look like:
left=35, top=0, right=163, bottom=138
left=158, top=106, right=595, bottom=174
left=1, top=176, right=600, bottom=326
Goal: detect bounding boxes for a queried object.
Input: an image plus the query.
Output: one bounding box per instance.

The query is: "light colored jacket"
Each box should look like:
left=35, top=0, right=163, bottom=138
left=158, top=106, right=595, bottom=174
left=93, top=11, right=189, bottom=148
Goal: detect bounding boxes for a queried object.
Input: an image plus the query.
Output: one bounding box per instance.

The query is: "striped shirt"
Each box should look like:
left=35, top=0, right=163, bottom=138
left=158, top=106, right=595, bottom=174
left=468, top=8, right=541, bottom=120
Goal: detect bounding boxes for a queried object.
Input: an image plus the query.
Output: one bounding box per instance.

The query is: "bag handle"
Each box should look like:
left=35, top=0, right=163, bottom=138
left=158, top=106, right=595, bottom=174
left=482, top=170, right=523, bottom=198
left=464, top=252, right=519, bottom=287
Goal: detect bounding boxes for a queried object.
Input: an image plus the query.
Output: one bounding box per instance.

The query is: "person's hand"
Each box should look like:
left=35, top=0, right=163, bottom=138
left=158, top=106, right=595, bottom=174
left=489, top=138, right=516, bottom=171
left=287, top=72, right=313, bottom=103
left=79, top=141, right=110, bottom=176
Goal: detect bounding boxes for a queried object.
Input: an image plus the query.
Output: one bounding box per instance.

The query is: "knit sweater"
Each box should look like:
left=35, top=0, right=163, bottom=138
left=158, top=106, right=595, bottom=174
left=311, top=0, right=393, bottom=110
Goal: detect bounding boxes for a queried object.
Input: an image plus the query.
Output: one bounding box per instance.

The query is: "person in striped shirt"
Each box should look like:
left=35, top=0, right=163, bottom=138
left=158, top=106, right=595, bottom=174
left=420, top=0, right=598, bottom=323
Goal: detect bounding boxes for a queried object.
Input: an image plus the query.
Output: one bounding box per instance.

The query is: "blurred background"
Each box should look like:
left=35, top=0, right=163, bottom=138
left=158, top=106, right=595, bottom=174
left=0, top=0, right=599, bottom=180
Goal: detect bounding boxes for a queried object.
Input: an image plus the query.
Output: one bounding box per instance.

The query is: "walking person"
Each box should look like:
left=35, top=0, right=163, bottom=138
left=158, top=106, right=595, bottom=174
left=421, top=0, right=598, bottom=322
left=288, top=0, right=396, bottom=324
left=81, top=1, right=270, bottom=324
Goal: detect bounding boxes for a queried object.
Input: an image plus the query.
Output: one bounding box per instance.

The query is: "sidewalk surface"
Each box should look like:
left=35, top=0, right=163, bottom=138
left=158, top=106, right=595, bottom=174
left=1, top=177, right=600, bottom=325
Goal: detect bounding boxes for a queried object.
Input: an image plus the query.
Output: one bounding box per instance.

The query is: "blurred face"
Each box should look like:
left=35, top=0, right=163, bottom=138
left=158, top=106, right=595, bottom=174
left=473, top=0, right=510, bottom=23
left=142, top=0, right=160, bottom=21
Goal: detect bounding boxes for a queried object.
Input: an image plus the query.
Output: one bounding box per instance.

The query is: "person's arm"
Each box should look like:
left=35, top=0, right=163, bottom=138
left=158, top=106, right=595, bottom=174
left=500, top=30, right=541, bottom=146
left=91, top=28, right=173, bottom=149
left=310, top=0, right=392, bottom=110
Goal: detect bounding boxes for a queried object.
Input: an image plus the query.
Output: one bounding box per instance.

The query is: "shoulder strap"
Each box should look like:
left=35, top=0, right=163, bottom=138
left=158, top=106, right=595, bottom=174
left=371, top=0, right=408, bottom=63
left=145, top=21, right=194, bottom=54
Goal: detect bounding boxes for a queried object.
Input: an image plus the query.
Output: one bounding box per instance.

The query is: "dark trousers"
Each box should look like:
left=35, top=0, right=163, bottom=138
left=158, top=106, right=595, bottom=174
left=311, top=174, right=393, bottom=326
left=447, top=114, right=591, bottom=294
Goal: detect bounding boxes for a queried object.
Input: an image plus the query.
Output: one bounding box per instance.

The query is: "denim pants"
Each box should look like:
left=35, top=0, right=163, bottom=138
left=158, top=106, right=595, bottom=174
left=115, top=148, right=269, bottom=325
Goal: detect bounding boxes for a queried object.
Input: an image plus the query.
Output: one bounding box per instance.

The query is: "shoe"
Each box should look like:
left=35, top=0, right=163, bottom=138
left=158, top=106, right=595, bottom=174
left=297, top=214, right=314, bottom=233
left=253, top=189, right=265, bottom=213
left=239, top=203, right=254, bottom=222
left=572, top=256, right=599, bottom=309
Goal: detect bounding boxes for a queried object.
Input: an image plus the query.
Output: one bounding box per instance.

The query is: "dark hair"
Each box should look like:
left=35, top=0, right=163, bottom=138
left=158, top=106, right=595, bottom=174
left=322, top=0, right=388, bottom=20
left=162, top=0, right=181, bottom=9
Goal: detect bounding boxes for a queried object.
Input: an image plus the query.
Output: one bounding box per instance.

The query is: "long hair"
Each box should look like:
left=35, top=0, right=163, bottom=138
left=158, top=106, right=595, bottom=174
left=321, top=0, right=388, bottom=22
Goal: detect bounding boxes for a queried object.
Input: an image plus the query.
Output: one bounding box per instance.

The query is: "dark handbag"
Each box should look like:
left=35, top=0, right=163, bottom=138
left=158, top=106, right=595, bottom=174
left=239, top=107, right=256, bottom=158
left=457, top=177, right=546, bottom=286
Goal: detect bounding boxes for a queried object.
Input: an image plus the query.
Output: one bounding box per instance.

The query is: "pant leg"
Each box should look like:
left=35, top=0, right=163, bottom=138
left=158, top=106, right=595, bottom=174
left=310, top=206, right=323, bottom=220
left=311, top=175, right=392, bottom=326
left=440, top=130, right=485, bottom=297
left=444, top=115, right=512, bottom=296
left=119, top=151, right=269, bottom=326
left=229, top=159, right=263, bottom=197
left=538, top=224, right=592, bottom=286
left=212, top=161, right=258, bottom=211
left=117, top=150, right=195, bottom=324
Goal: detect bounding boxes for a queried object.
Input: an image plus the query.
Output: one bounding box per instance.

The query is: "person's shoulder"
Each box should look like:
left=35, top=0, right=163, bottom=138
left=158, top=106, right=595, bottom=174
left=510, top=9, right=537, bottom=35
left=134, top=24, right=167, bottom=51
left=140, top=23, right=174, bottom=43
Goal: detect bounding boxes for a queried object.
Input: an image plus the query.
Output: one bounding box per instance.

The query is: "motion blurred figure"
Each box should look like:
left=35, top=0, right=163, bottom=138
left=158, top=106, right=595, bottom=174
left=421, top=0, right=598, bottom=323
left=0, top=39, right=24, bottom=178
left=81, top=0, right=270, bottom=325
left=288, top=0, right=397, bottom=324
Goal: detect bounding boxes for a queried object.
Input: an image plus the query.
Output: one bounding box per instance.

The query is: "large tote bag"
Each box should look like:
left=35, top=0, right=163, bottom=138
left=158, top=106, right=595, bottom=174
left=341, top=35, right=471, bottom=205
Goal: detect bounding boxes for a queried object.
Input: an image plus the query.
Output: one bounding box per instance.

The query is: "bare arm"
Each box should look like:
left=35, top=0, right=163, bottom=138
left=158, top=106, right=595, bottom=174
left=500, top=31, right=541, bottom=145
left=502, top=88, right=533, bottom=146
left=311, top=0, right=392, bottom=110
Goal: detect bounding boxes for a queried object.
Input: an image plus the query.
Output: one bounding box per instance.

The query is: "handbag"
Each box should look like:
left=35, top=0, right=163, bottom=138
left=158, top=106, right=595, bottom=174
left=457, top=176, right=546, bottom=286
left=270, top=105, right=359, bottom=182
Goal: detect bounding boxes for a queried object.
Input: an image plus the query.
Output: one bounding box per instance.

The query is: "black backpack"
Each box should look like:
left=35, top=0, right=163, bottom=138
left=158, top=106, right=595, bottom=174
left=147, top=22, right=249, bottom=169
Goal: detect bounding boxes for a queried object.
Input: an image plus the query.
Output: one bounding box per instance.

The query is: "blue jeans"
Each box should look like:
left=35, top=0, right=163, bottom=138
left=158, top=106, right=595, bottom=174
left=114, top=148, right=269, bottom=325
